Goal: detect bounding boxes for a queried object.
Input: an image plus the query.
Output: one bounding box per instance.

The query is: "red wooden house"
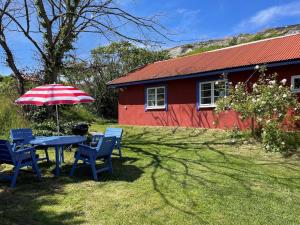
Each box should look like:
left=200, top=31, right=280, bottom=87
left=108, top=34, right=300, bottom=129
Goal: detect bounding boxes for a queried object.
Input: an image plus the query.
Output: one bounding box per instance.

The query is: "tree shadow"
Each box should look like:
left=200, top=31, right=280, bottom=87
left=0, top=155, right=143, bottom=225
left=61, top=156, right=143, bottom=182
left=122, top=129, right=300, bottom=223
left=0, top=174, right=84, bottom=225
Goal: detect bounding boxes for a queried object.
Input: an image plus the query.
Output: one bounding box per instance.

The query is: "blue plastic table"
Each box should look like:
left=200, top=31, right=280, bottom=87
left=30, top=135, right=86, bottom=176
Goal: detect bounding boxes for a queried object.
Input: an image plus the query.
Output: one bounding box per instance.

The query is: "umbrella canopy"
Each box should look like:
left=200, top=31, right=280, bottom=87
left=15, top=84, right=94, bottom=105
left=15, top=84, right=95, bottom=133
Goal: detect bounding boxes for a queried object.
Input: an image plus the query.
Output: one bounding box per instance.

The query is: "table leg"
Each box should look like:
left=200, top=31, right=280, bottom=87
left=55, top=145, right=60, bottom=176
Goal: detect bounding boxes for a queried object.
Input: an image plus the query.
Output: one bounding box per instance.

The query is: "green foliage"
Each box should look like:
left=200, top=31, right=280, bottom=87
left=60, top=105, right=97, bottom=123
left=0, top=75, right=18, bottom=98
left=32, top=119, right=90, bottom=136
left=262, top=121, right=287, bottom=152
left=216, top=71, right=299, bottom=152
left=185, top=45, right=224, bottom=56
left=228, top=37, right=238, bottom=46
left=0, top=96, right=29, bottom=139
left=64, top=41, right=169, bottom=119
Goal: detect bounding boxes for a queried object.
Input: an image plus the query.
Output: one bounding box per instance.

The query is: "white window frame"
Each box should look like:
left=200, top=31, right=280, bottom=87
left=146, top=86, right=166, bottom=110
left=291, top=75, right=300, bottom=93
left=198, top=80, right=228, bottom=108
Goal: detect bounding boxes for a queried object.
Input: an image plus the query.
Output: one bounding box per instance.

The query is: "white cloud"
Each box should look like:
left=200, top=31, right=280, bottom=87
left=236, top=1, right=300, bottom=32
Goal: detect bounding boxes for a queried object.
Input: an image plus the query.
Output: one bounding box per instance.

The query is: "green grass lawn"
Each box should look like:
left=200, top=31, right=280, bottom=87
left=0, top=124, right=300, bottom=225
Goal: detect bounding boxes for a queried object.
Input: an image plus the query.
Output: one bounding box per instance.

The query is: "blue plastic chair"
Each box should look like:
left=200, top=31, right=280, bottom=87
left=0, top=140, right=41, bottom=188
left=70, top=136, right=116, bottom=181
left=91, top=128, right=123, bottom=159
left=10, top=128, right=50, bottom=163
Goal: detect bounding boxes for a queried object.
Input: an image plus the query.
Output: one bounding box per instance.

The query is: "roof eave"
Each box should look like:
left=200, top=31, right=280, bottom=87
left=108, top=59, right=300, bottom=88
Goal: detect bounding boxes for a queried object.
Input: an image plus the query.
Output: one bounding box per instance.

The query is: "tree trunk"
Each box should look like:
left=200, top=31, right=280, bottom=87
left=16, top=76, right=25, bottom=95
left=44, top=61, right=60, bottom=84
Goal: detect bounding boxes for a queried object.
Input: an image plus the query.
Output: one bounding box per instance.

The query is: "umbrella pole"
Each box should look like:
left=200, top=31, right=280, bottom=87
left=56, top=105, right=60, bottom=134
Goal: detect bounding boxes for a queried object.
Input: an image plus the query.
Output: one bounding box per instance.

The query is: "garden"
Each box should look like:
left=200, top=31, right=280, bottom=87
left=0, top=1, right=300, bottom=224
left=0, top=125, right=300, bottom=225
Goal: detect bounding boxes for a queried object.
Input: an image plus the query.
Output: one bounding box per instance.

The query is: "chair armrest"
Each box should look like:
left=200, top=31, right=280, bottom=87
left=34, top=136, right=46, bottom=139
left=78, top=144, right=96, bottom=153
left=15, top=146, right=36, bottom=155
left=12, top=138, right=25, bottom=143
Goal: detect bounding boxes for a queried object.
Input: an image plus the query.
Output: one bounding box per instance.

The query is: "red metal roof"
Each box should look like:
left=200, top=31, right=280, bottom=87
left=109, top=34, right=300, bottom=86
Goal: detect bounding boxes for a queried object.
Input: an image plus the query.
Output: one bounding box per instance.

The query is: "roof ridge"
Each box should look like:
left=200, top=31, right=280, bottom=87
left=153, top=33, right=300, bottom=64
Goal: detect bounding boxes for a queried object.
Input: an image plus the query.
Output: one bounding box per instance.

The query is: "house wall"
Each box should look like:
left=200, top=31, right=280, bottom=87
left=118, top=64, right=300, bottom=129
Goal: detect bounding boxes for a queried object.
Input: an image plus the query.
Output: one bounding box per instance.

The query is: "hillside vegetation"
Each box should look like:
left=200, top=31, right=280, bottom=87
left=168, top=24, right=300, bottom=57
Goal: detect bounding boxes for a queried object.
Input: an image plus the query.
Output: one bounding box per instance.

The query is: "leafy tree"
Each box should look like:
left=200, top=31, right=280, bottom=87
left=64, top=41, right=169, bottom=118
left=0, top=0, right=168, bottom=94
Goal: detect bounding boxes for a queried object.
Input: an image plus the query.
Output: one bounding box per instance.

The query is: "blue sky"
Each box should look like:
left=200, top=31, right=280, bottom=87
left=1, top=0, right=300, bottom=75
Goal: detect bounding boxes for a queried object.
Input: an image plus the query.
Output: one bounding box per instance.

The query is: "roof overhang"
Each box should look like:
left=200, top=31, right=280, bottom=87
left=108, top=59, right=300, bottom=88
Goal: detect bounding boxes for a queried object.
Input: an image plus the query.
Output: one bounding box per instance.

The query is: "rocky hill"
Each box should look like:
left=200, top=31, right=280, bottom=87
left=167, top=24, right=300, bottom=58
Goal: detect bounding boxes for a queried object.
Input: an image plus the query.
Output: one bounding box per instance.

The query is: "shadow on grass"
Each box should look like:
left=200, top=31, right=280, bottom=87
left=122, top=129, right=300, bottom=224
left=61, top=156, right=143, bottom=182
left=0, top=156, right=143, bottom=225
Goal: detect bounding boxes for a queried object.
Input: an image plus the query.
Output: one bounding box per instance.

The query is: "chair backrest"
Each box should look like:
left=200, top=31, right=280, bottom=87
left=96, top=137, right=116, bottom=158
left=0, top=140, right=14, bottom=164
left=104, top=128, right=123, bottom=140
left=10, top=128, right=34, bottom=145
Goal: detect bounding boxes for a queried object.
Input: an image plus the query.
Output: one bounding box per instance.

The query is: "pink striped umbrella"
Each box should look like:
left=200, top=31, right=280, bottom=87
left=15, top=84, right=95, bottom=133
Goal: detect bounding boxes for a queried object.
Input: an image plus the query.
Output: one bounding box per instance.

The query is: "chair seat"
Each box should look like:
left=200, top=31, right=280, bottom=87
left=0, top=154, right=39, bottom=165
left=74, top=150, right=108, bottom=160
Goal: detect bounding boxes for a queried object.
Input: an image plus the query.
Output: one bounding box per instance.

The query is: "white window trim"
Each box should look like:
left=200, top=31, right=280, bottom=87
left=146, top=86, right=166, bottom=110
left=198, top=80, right=228, bottom=108
left=291, top=75, right=300, bottom=93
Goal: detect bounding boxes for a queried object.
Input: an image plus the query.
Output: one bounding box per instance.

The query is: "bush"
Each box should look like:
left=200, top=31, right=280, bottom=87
left=0, top=96, right=29, bottom=139
left=32, top=119, right=90, bottom=136
left=262, top=121, right=288, bottom=152
left=216, top=71, right=299, bottom=153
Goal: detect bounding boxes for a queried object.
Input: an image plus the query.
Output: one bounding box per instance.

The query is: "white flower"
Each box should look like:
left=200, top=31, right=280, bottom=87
left=281, top=79, right=287, bottom=85
left=268, top=80, right=276, bottom=85
left=283, top=94, right=287, bottom=98
left=281, top=142, right=285, bottom=145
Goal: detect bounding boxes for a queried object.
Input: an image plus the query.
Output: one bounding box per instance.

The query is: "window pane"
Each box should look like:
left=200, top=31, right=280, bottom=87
left=148, top=88, right=155, bottom=95
left=214, top=81, right=227, bottom=101
left=214, top=89, right=226, bottom=97
left=201, top=83, right=211, bottom=90
left=294, top=78, right=300, bottom=89
left=201, top=89, right=211, bottom=98
left=157, top=100, right=165, bottom=106
left=147, top=94, right=155, bottom=101
left=148, top=100, right=155, bottom=107
left=201, top=97, right=211, bottom=105
left=157, top=87, right=165, bottom=95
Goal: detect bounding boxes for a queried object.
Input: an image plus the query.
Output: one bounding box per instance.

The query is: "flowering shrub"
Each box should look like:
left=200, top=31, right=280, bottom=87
left=262, top=121, right=287, bottom=152
left=215, top=72, right=299, bottom=152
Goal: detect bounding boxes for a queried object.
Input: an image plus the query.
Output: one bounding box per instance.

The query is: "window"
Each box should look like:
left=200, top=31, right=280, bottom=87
left=291, top=75, right=300, bottom=93
left=146, top=86, right=166, bottom=109
left=199, top=80, right=228, bottom=108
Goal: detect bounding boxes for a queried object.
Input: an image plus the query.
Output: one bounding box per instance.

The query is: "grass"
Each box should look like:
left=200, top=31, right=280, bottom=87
left=1, top=124, right=300, bottom=225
